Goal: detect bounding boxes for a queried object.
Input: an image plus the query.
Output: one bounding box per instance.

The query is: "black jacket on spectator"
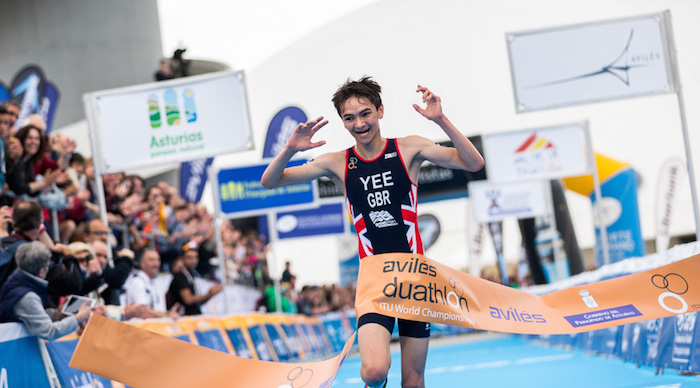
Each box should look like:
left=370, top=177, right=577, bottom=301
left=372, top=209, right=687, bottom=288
left=0, top=234, right=82, bottom=309
left=45, top=254, right=82, bottom=309
left=5, top=158, right=37, bottom=197
left=100, top=255, right=133, bottom=305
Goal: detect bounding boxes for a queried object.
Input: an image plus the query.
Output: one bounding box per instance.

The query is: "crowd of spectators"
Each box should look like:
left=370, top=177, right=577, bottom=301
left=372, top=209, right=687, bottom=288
left=256, top=261, right=356, bottom=316
left=0, top=99, right=358, bottom=341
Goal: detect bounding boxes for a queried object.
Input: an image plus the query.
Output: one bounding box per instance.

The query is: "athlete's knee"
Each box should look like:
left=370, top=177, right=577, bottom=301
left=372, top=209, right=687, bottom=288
left=361, top=364, right=389, bottom=387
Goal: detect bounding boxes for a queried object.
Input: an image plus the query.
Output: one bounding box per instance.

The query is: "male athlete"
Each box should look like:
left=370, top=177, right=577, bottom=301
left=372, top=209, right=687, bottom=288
left=261, top=77, right=484, bottom=388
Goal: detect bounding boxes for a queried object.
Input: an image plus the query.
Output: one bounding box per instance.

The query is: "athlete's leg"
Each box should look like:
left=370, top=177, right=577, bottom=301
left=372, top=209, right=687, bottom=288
left=358, top=322, right=392, bottom=387
left=398, top=336, right=429, bottom=388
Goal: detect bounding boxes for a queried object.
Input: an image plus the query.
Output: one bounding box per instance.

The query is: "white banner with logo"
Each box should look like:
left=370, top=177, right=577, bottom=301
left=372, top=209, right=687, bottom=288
left=84, top=71, right=253, bottom=173
left=507, top=11, right=676, bottom=112
left=655, top=157, right=687, bottom=253
left=469, top=180, right=549, bottom=223
left=482, top=122, right=591, bottom=183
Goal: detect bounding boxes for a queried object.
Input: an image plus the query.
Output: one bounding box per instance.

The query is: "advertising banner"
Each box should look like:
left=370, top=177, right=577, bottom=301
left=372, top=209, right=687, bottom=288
left=247, top=323, right=277, bottom=362
left=488, top=221, right=508, bottom=285
left=0, top=323, right=51, bottom=388
left=593, top=168, right=645, bottom=266
left=214, top=160, right=317, bottom=217
left=264, top=323, right=294, bottom=361
left=193, top=328, right=232, bottom=354
left=71, top=315, right=355, bottom=388
left=1, top=65, right=61, bottom=134
left=416, top=137, right=487, bottom=202
left=354, top=252, right=700, bottom=335
left=262, top=106, right=307, bottom=159
left=276, top=320, right=305, bottom=359
left=507, top=11, right=676, bottom=112
left=226, top=327, right=255, bottom=359
left=84, top=71, right=253, bottom=173
left=482, top=122, right=590, bottom=183
left=657, top=312, right=699, bottom=370
left=181, top=157, right=214, bottom=203
left=0, top=81, right=9, bottom=102
left=655, top=157, right=686, bottom=253
left=469, top=180, right=549, bottom=222
left=45, top=339, right=114, bottom=388
left=588, top=326, right=621, bottom=355
left=276, top=202, right=346, bottom=239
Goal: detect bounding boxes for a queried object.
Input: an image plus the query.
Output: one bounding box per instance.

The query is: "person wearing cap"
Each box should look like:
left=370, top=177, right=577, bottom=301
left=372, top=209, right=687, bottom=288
left=165, top=241, right=222, bottom=315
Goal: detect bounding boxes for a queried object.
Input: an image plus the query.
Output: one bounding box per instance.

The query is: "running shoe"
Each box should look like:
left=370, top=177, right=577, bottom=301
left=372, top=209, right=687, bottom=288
left=364, top=378, right=387, bottom=388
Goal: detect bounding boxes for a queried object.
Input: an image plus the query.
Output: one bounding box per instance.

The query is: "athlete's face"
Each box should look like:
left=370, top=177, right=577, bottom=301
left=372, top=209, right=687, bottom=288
left=340, top=97, right=383, bottom=145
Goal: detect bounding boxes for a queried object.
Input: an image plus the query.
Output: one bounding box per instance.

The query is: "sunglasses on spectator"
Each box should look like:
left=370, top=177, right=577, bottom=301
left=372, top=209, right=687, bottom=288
left=91, top=230, right=109, bottom=235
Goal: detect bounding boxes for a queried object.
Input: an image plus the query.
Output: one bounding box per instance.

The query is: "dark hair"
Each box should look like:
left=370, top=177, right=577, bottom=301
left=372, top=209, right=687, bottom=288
left=126, top=175, right=145, bottom=196
left=0, top=106, right=7, bottom=115
left=14, top=125, right=49, bottom=164
left=12, top=200, right=43, bottom=232
left=85, top=218, right=107, bottom=235
left=331, top=76, right=382, bottom=117
left=144, top=185, right=162, bottom=203
left=69, top=152, right=85, bottom=166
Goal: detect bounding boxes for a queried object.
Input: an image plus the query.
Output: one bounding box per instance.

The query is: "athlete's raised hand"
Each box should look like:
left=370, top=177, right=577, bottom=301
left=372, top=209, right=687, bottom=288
left=287, top=116, right=329, bottom=152
left=412, top=85, right=444, bottom=122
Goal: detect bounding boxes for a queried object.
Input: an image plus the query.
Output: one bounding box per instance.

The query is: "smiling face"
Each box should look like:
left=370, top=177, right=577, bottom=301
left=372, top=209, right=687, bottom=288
left=90, top=240, right=109, bottom=271
left=23, top=128, right=42, bottom=157
left=340, top=96, right=384, bottom=147
left=140, top=250, right=161, bottom=279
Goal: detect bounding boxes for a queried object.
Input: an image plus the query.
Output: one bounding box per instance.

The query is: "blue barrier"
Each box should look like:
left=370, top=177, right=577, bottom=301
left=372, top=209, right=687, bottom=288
left=589, top=326, right=622, bottom=355
left=312, top=321, right=335, bottom=354
left=299, top=321, right=324, bottom=354
left=45, top=339, right=114, bottom=388
left=320, top=312, right=352, bottom=353
left=531, top=310, right=700, bottom=373
left=0, top=323, right=52, bottom=388
left=264, top=323, right=293, bottom=361
left=226, top=327, right=254, bottom=359
left=193, top=329, right=230, bottom=353
left=280, top=323, right=306, bottom=358
left=247, top=324, right=276, bottom=362
left=657, top=312, right=700, bottom=371
left=291, top=323, right=314, bottom=356
left=524, top=242, right=700, bottom=374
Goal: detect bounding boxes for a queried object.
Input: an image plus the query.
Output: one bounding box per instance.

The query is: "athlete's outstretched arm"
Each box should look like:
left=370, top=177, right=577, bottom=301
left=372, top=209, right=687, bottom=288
left=261, top=116, right=330, bottom=188
left=412, top=85, right=484, bottom=172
